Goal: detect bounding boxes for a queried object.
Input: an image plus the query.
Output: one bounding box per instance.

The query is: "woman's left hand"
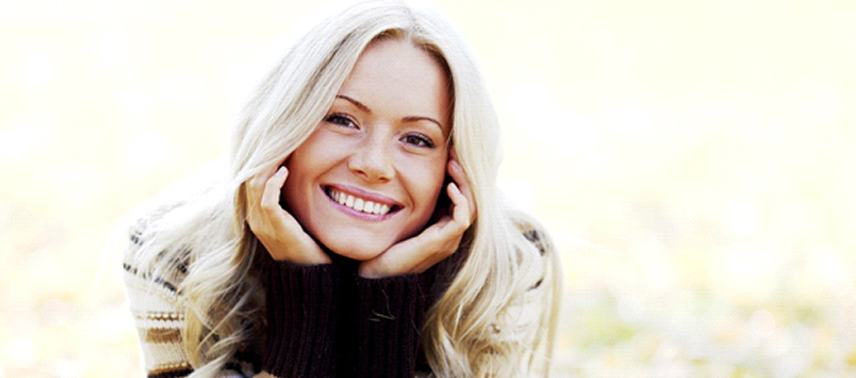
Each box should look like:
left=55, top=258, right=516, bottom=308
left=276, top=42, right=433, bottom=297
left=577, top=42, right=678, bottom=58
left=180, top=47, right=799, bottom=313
left=358, top=158, right=477, bottom=278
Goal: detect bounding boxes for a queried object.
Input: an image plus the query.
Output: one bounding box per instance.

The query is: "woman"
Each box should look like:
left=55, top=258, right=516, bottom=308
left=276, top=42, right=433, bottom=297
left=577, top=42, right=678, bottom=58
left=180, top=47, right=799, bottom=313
left=123, top=1, right=561, bottom=377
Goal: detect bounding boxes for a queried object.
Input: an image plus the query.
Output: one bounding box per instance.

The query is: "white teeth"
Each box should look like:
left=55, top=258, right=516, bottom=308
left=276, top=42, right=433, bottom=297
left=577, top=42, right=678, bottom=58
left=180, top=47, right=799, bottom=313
left=327, top=188, right=393, bottom=216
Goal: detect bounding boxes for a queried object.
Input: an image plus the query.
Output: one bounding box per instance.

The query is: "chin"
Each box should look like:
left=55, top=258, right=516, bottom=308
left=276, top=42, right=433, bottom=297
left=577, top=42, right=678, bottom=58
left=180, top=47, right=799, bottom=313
left=321, top=237, right=391, bottom=261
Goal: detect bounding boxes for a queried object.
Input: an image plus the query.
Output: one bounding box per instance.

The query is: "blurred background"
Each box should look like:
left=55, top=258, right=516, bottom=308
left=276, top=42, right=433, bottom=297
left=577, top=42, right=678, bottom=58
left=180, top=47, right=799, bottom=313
left=2, top=0, right=855, bottom=376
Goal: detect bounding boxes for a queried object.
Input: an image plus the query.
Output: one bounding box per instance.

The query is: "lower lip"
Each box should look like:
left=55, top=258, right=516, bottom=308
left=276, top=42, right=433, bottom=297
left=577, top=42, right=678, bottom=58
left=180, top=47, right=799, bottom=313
left=320, top=186, right=397, bottom=222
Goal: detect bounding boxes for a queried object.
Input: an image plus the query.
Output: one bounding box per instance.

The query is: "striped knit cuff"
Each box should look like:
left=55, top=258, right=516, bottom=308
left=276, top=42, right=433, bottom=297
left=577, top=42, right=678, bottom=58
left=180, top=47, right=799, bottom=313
left=353, top=273, right=429, bottom=377
left=263, top=260, right=340, bottom=377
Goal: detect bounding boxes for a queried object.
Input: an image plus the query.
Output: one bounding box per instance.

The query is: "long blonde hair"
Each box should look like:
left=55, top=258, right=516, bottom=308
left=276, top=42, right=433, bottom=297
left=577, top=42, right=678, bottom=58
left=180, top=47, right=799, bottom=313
left=130, top=1, right=560, bottom=376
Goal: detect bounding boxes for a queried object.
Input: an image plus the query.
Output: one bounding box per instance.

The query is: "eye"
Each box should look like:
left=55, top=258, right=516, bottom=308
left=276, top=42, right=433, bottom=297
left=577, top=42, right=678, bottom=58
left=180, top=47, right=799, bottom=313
left=401, top=133, right=435, bottom=148
left=324, top=113, right=358, bottom=129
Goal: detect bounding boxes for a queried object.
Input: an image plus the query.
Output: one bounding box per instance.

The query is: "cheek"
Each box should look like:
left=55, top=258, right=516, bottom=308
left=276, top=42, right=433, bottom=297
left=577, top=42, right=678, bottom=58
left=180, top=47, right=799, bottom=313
left=284, top=131, right=338, bottom=182
left=281, top=161, right=306, bottom=215
left=282, top=141, right=324, bottom=209
left=404, top=158, right=447, bottom=210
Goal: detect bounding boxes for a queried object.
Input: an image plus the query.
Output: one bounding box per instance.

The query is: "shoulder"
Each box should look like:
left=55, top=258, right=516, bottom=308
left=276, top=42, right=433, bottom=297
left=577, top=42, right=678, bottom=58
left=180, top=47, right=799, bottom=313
left=122, top=196, right=193, bottom=302
left=475, top=209, right=560, bottom=374
left=507, top=209, right=555, bottom=258
left=506, top=209, right=558, bottom=287
left=120, top=172, right=254, bottom=376
left=122, top=200, right=190, bottom=282
left=121, top=203, right=195, bottom=376
left=497, top=208, right=560, bottom=319
left=122, top=163, right=225, bottom=267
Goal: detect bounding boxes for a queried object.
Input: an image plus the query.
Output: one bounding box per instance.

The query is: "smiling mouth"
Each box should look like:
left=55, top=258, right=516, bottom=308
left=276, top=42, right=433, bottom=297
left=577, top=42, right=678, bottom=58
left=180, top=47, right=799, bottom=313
left=323, top=186, right=402, bottom=217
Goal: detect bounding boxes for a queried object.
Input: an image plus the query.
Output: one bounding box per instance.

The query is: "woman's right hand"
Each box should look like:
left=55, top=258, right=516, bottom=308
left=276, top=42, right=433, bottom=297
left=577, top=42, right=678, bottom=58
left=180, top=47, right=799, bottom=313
left=245, top=165, right=332, bottom=265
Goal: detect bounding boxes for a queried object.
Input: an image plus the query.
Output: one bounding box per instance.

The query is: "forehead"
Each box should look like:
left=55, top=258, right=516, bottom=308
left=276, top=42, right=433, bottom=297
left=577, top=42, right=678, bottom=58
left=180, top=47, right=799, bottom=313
left=337, top=38, right=452, bottom=132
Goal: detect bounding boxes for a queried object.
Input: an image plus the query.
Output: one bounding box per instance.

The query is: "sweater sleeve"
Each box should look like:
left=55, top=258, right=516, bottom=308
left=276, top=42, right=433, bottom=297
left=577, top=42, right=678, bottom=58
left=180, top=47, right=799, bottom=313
left=122, top=216, right=196, bottom=377
left=349, top=272, right=434, bottom=377
left=261, top=257, right=342, bottom=377
left=124, top=220, right=253, bottom=377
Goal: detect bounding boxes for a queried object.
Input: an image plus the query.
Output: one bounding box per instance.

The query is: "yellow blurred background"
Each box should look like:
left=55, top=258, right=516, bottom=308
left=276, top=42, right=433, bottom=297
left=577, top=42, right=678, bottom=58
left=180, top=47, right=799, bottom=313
left=2, top=0, right=855, bottom=376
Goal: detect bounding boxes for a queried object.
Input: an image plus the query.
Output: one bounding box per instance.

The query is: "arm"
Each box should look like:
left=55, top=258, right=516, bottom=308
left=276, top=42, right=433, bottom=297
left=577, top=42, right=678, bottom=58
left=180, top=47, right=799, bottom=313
left=123, top=255, right=195, bottom=377
left=124, top=217, right=257, bottom=378
left=124, top=237, right=344, bottom=378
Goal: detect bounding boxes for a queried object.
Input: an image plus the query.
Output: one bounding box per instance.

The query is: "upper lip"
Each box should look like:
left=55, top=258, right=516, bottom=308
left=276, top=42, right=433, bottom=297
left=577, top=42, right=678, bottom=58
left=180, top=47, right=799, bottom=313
left=324, top=184, right=403, bottom=207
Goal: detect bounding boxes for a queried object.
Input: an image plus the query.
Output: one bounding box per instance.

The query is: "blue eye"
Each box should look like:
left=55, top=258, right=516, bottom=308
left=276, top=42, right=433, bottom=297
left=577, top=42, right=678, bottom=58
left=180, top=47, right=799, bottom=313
left=402, top=133, right=435, bottom=148
left=325, top=114, right=358, bottom=129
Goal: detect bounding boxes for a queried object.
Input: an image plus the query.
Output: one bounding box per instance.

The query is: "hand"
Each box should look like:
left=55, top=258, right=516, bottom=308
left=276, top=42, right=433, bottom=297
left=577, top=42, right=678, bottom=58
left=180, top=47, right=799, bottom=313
left=245, top=165, right=331, bottom=265
left=358, top=157, right=476, bottom=278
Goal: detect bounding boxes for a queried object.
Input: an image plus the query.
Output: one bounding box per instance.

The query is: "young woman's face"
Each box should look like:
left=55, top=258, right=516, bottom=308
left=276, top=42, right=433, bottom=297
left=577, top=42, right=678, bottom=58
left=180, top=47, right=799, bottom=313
left=283, top=38, right=451, bottom=261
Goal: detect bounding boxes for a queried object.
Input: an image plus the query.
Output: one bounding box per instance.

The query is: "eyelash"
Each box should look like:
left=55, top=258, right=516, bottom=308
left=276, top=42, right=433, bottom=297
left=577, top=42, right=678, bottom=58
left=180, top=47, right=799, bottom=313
left=323, top=113, right=436, bottom=149
left=402, top=134, right=435, bottom=148
left=325, top=113, right=358, bottom=129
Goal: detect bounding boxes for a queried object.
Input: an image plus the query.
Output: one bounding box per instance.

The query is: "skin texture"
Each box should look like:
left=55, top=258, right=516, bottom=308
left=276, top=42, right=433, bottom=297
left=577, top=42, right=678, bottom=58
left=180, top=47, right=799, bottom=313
left=245, top=38, right=476, bottom=278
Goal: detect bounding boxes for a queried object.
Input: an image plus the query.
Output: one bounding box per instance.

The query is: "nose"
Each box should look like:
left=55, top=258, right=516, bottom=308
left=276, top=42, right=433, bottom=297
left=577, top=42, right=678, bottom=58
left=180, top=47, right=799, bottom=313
left=347, top=133, right=395, bottom=183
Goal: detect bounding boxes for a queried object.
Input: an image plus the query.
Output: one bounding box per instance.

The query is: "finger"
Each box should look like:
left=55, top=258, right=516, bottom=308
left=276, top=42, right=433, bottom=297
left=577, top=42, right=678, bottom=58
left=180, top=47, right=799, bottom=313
left=246, top=175, right=265, bottom=206
left=449, top=161, right=476, bottom=223
left=367, top=222, right=462, bottom=277
left=359, top=240, right=413, bottom=278
left=252, top=163, right=285, bottom=190
left=447, top=182, right=471, bottom=229
left=252, top=165, right=273, bottom=190
left=245, top=177, right=260, bottom=205
left=261, top=166, right=288, bottom=212
left=448, top=160, right=475, bottom=212
left=245, top=176, right=264, bottom=220
left=359, top=211, right=464, bottom=278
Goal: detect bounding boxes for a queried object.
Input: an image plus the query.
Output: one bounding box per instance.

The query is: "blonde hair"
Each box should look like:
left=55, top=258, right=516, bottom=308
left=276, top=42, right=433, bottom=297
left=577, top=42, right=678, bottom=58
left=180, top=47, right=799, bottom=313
left=130, top=1, right=560, bottom=376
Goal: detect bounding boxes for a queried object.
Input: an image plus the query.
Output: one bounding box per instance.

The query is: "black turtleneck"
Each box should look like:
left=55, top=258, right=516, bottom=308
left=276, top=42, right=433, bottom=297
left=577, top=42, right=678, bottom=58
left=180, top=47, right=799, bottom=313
left=258, top=249, right=449, bottom=377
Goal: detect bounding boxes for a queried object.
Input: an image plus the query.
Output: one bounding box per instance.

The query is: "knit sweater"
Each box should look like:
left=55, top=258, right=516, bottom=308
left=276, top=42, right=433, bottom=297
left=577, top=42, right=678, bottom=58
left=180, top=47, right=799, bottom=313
left=123, top=213, right=555, bottom=377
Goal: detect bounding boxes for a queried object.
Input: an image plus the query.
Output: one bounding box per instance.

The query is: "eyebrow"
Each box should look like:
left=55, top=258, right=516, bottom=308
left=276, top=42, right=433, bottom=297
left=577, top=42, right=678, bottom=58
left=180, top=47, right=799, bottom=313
left=336, top=94, right=445, bottom=131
